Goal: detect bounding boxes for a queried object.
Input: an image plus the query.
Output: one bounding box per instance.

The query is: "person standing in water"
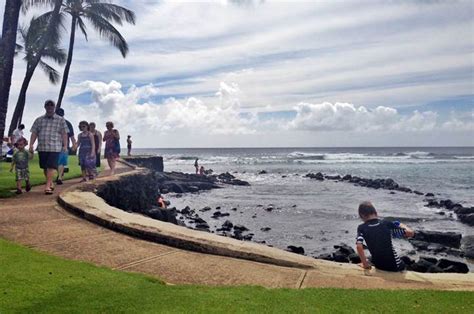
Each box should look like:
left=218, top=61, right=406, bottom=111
left=127, top=135, right=132, bottom=156
left=194, top=158, right=199, bottom=174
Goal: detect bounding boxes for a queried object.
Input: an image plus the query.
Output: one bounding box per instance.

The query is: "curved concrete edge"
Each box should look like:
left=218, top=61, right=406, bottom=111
left=58, top=189, right=319, bottom=269
left=57, top=172, right=474, bottom=290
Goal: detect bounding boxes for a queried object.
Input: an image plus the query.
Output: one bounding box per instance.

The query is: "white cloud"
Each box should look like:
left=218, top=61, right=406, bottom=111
left=71, top=80, right=255, bottom=137
left=289, top=101, right=471, bottom=133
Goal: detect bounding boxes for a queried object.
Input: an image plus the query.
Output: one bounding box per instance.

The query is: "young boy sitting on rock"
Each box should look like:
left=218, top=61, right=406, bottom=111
left=356, top=201, right=415, bottom=272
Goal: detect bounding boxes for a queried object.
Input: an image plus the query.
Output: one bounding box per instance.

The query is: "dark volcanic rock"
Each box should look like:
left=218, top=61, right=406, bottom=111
left=258, top=170, right=267, bottom=175
left=384, top=216, right=425, bottom=223
left=97, top=172, right=161, bottom=213
left=287, top=245, right=305, bottom=255
left=260, top=227, right=271, bottom=232
left=414, top=190, right=424, bottom=195
left=333, top=243, right=355, bottom=256
left=146, top=207, right=178, bottom=224
left=458, top=213, right=474, bottom=226
left=234, top=224, right=249, bottom=232
left=316, top=253, right=333, bottom=261
left=195, top=222, right=210, bottom=230
left=200, top=206, right=212, bottom=212
left=413, top=230, right=462, bottom=248
left=437, top=259, right=469, bottom=273
left=348, top=253, right=361, bottom=263
left=462, top=235, right=474, bottom=259
left=305, top=172, right=324, bottom=181
left=332, top=252, right=349, bottom=263
left=425, top=193, right=435, bottom=197
left=211, top=211, right=230, bottom=219
left=454, top=206, right=474, bottom=215
left=157, top=171, right=221, bottom=194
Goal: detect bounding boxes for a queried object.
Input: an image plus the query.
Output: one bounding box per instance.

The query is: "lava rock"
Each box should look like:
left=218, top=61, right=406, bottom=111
left=146, top=207, right=178, bottom=224
left=333, top=243, right=355, bottom=256
left=234, top=224, right=249, bottom=232
left=413, top=230, right=462, bottom=248
left=200, top=206, right=212, bottom=212
left=437, top=259, right=469, bottom=273
left=258, top=170, right=267, bottom=175
left=260, top=227, right=271, bottom=232
left=195, top=222, right=210, bottom=230
left=458, top=213, right=474, bottom=226
left=332, top=252, right=349, bottom=263
left=287, top=245, right=305, bottom=255
left=181, top=206, right=192, bottom=215
left=461, top=235, right=474, bottom=259
left=316, top=253, right=333, bottom=261
left=348, top=253, right=361, bottom=264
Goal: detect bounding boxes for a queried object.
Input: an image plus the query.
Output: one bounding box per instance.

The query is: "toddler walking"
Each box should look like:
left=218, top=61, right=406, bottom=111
left=10, top=138, right=32, bottom=194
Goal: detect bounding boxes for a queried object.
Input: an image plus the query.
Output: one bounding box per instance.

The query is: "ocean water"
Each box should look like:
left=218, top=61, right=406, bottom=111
left=133, top=147, right=474, bottom=263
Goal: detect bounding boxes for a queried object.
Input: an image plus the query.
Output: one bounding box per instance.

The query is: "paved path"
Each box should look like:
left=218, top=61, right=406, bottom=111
left=1, top=163, right=473, bottom=290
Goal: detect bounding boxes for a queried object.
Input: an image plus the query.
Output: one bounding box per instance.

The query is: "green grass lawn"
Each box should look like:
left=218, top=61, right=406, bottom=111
left=0, top=238, right=472, bottom=313
left=0, top=154, right=84, bottom=198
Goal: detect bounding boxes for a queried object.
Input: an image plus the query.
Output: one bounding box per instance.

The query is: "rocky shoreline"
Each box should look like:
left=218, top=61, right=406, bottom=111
left=304, top=172, right=474, bottom=227
left=95, top=166, right=473, bottom=274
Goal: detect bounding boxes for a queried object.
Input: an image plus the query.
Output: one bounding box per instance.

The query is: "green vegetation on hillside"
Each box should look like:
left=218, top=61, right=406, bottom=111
left=0, top=238, right=472, bottom=313
left=0, top=154, right=82, bottom=197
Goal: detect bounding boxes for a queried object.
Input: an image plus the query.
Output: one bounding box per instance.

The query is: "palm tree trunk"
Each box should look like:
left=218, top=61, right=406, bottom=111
left=8, top=66, right=35, bottom=136
left=56, top=15, right=77, bottom=110
left=0, top=0, right=22, bottom=150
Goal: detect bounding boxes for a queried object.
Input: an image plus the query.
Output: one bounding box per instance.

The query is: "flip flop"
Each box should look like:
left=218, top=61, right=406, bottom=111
left=44, top=189, right=53, bottom=195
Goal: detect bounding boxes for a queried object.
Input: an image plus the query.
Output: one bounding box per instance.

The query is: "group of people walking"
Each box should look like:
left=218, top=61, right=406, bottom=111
left=8, top=99, right=126, bottom=195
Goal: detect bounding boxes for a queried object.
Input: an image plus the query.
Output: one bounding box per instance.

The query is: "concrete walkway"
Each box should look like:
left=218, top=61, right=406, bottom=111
left=1, top=162, right=473, bottom=290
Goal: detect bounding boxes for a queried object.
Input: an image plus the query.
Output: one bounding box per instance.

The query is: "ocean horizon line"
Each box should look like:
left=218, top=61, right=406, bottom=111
left=131, top=146, right=474, bottom=150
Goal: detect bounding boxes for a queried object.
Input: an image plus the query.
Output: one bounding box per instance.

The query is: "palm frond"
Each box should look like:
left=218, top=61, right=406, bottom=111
left=85, top=12, right=129, bottom=57
left=77, top=17, right=88, bottom=41
left=42, top=46, right=67, bottom=64
left=87, top=3, right=136, bottom=26
left=22, top=0, right=57, bottom=13
left=35, top=11, right=66, bottom=46
left=39, top=59, right=61, bottom=84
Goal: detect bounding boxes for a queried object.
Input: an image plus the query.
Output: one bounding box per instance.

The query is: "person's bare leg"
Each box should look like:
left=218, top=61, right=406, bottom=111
left=57, top=165, right=64, bottom=181
left=16, top=180, right=22, bottom=191
left=110, top=158, right=116, bottom=175
left=46, top=168, right=55, bottom=190
left=107, top=158, right=115, bottom=175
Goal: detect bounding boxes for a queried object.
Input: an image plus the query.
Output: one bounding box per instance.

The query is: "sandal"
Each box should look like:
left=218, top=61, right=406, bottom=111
left=15, top=189, right=22, bottom=195
left=44, top=189, right=53, bottom=195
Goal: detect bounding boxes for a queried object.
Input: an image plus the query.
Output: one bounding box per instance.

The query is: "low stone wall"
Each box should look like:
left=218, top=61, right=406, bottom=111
left=123, top=156, right=164, bottom=172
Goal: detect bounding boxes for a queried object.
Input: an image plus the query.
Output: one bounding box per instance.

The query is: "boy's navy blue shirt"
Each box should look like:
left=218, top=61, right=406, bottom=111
left=356, top=218, right=406, bottom=272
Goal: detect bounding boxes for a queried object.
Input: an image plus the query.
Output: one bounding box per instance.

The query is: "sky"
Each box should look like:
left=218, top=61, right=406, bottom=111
left=2, top=0, right=473, bottom=147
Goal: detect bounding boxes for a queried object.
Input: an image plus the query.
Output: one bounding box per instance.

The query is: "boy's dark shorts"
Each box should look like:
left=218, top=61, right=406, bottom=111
left=38, top=151, right=59, bottom=170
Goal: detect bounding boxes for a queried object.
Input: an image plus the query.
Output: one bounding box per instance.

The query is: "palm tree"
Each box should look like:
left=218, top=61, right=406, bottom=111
left=8, top=16, right=67, bottom=136
left=0, top=0, right=22, bottom=150
left=56, top=0, right=136, bottom=109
